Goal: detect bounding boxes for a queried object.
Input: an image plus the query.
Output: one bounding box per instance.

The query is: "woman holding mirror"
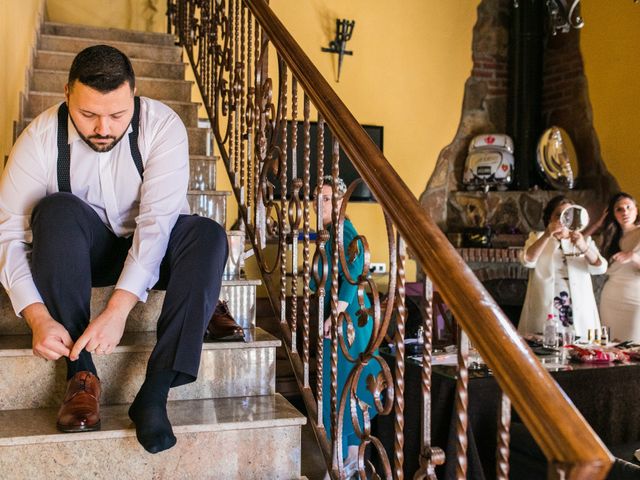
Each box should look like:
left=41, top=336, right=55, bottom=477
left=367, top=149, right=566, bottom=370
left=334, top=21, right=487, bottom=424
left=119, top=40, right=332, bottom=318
left=600, top=193, right=640, bottom=342
left=518, top=196, right=607, bottom=339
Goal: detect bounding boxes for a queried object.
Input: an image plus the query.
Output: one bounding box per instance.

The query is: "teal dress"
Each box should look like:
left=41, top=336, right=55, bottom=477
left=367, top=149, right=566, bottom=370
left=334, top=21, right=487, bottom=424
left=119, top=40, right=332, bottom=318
left=313, top=219, right=381, bottom=459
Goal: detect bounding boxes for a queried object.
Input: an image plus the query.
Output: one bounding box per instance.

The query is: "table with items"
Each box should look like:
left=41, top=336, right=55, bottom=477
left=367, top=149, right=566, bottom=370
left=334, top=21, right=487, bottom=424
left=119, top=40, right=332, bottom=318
left=374, top=341, right=640, bottom=479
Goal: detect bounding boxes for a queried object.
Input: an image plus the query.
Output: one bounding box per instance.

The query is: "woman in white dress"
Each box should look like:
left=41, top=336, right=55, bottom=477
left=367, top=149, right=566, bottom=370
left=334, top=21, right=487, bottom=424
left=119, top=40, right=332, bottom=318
left=519, top=196, right=607, bottom=340
left=599, top=193, right=640, bottom=342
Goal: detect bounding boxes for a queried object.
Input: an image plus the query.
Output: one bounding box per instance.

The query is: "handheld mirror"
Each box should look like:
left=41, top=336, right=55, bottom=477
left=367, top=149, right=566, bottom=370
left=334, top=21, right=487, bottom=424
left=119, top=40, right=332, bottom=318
left=560, top=204, right=589, bottom=232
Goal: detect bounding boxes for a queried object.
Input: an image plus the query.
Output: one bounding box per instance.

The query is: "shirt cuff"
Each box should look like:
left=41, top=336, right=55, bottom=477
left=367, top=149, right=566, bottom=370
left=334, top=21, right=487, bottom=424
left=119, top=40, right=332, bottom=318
left=7, top=278, right=44, bottom=317
left=588, top=257, right=608, bottom=275
left=116, top=261, right=157, bottom=303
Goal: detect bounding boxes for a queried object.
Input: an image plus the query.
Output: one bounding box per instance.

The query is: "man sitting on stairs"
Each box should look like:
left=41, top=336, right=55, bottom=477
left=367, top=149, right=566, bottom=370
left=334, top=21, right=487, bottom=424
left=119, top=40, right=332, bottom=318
left=0, top=45, right=228, bottom=454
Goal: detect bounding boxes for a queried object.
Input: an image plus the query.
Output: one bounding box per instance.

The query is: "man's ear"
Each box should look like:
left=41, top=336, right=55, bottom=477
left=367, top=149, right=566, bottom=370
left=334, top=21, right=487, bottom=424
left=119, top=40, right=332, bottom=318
left=64, top=83, right=70, bottom=102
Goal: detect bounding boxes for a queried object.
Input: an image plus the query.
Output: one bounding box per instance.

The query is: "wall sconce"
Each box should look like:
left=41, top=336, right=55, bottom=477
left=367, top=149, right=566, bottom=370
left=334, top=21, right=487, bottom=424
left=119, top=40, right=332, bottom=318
left=321, top=19, right=355, bottom=82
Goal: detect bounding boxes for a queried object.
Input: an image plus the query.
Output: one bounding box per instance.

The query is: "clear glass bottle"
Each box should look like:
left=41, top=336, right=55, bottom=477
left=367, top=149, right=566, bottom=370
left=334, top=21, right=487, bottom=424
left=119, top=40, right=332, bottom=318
left=559, top=324, right=576, bottom=361
left=543, top=314, right=559, bottom=349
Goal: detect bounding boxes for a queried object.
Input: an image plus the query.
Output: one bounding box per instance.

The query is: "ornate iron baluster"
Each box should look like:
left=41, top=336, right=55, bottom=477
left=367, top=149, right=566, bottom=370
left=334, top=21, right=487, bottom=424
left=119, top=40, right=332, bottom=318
left=239, top=0, right=246, bottom=204
left=232, top=0, right=240, bottom=185
left=314, top=116, right=326, bottom=427
left=394, top=234, right=407, bottom=480
left=253, top=15, right=263, bottom=242
left=496, top=392, right=512, bottom=480
left=289, top=77, right=300, bottom=353
left=455, top=330, right=470, bottom=479
left=301, top=93, right=311, bottom=388
left=278, top=60, right=288, bottom=326
left=246, top=8, right=254, bottom=213
left=329, top=137, right=341, bottom=474
left=227, top=0, right=235, bottom=177
left=415, top=276, right=445, bottom=480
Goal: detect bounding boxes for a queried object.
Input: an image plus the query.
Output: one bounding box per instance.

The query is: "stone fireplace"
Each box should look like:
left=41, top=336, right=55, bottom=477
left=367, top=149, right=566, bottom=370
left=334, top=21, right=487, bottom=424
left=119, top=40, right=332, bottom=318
left=418, top=0, right=620, bottom=322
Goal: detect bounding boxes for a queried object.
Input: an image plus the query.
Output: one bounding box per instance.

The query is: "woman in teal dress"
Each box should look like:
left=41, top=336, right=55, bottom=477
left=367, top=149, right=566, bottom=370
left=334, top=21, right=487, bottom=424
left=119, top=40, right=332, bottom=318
left=313, top=176, right=382, bottom=474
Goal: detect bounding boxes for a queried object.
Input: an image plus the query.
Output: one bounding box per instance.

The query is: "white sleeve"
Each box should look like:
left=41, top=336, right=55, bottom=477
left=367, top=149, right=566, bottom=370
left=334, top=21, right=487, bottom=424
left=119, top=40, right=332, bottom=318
left=0, top=129, right=49, bottom=315
left=115, top=111, right=189, bottom=301
left=585, top=236, right=608, bottom=275
left=520, top=231, right=543, bottom=269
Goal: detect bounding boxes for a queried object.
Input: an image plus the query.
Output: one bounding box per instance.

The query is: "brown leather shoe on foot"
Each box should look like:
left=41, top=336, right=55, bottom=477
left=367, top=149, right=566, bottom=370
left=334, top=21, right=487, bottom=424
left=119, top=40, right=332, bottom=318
left=205, top=300, right=245, bottom=342
left=57, top=371, right=101, bottom=433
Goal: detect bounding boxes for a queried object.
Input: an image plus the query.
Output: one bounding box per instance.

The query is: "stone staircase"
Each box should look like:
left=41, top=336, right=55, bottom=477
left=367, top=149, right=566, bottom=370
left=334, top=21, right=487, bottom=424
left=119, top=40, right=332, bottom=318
left=0, top=21, right=306, bottom=479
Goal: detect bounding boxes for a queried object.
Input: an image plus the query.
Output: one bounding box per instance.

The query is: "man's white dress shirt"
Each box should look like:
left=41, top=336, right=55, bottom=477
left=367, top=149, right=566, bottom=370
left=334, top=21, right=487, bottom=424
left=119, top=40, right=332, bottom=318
left=0, top=97, right=190, bottom=316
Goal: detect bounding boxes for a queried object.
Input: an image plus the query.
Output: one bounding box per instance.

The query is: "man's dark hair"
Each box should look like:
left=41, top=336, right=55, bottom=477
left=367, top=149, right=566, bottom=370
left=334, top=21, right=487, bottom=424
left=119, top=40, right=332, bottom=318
left=68, top=45, right=135, bottom=92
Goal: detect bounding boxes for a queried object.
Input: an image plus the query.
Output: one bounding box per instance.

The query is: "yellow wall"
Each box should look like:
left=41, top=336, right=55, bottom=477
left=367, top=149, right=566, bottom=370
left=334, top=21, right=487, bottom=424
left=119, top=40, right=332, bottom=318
left=0, top=0, right=46, bottom=166
left=266, top=0, right=476, bottom=282
left=581, top=2, right=640, bottom=200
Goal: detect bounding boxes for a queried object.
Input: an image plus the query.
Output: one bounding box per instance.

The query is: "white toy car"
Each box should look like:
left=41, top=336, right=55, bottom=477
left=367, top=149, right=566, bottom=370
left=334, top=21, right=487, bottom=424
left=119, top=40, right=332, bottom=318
left=463, top=134, right=514, bottom=192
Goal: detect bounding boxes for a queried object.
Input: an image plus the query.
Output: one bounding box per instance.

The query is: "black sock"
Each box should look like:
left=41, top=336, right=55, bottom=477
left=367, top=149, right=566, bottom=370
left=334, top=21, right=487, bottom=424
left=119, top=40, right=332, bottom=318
left=66, top=351, right=97, bottom=379
left=128, top=370, right=178, bottom=454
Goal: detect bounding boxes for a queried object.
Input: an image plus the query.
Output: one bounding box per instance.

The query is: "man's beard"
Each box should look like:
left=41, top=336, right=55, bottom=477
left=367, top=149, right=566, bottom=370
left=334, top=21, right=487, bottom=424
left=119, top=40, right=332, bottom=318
left=78, top=130, right=128, bottom=153
left=68, top=112, right=129, bottom=153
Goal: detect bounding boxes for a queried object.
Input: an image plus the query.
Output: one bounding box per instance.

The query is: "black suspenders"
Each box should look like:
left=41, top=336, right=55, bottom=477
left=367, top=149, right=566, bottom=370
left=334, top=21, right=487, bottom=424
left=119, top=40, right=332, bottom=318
left=56, top=96, right=143, bottom=193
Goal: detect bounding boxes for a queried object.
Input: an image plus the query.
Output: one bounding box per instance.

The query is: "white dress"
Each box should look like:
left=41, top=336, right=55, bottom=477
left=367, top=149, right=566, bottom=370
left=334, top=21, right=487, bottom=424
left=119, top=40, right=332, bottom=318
left=518, top=232, right=607, bottom=340
left=599, top=227, right=640, bottom=342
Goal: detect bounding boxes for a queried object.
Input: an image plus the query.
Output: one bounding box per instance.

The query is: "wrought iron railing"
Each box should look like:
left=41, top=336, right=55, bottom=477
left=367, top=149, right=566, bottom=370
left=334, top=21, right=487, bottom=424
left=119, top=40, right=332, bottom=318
left=168, top=1, right=613, bottom=478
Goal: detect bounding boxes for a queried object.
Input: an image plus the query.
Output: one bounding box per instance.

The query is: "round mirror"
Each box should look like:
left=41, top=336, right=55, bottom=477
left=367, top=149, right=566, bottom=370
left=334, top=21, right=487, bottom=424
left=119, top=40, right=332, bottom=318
left=560, top=204, right=589, bottom=232
left=537, top=126, right=579, bottom=190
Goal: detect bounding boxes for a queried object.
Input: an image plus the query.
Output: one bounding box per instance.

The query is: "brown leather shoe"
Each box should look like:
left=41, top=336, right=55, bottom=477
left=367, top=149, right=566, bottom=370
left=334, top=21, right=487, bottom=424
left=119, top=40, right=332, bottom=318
left=205, top=300, right=245, bottom=341
left=56, top=371, right=101, bottom=433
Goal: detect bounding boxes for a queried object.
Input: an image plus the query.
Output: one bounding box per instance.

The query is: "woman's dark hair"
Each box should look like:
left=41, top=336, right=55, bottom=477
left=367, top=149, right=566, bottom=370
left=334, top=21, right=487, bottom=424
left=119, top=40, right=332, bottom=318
left=602, top=192, right=639, bottom=259
left=542, top=195, right=572, bottom=227
left=68, top=45, right=135, bottom=93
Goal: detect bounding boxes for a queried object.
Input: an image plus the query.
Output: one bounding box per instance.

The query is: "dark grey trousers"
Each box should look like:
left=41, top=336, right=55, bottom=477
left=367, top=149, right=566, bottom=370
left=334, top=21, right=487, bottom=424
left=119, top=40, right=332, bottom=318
left=30, top=192, right=228, bottom=387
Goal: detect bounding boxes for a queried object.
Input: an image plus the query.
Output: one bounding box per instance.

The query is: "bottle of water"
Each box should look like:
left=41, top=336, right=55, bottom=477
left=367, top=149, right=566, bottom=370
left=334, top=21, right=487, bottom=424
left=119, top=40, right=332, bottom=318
left=543, top=314, right=558, bottom=349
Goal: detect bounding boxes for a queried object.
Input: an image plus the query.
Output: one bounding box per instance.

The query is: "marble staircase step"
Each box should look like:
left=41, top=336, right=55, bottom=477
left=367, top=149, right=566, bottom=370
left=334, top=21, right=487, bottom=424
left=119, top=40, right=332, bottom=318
left=31, top=69, right=193, bottom=103
left=26, top=91, right=199, bottom=127
left=189, top=154, right=218, bottom=191
left=35, top=50, right=187, bottom=80
left=0, top=395, right=305, bottom=479
left=0, top=328, right=278, bottom=411
left=187, top=127, right=213, bottom=156
left=187, top=189, right=230, bottom=226
left=0, top=278, right=260, bottom=336
left=42, top=22, right=176, bottom=47
left=40, top=34, right=182, bottom=63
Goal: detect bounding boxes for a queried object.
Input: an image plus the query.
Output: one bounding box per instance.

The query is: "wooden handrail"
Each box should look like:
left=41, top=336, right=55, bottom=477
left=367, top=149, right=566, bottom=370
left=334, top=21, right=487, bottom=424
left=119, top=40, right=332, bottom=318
left=244, top=0, right=613, bottom=476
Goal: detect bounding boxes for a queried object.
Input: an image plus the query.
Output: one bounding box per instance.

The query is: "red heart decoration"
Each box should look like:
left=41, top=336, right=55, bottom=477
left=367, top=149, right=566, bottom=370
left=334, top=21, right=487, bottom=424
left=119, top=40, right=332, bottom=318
left=485, top=136, right=495, bottom=144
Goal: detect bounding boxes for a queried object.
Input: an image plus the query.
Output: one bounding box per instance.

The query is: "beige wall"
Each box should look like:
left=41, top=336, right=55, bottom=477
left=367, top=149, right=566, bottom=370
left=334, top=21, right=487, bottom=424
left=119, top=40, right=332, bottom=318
left=0, top=0, right=46, bottom=166
left=46, top=0, right=166, bottom=33
left=581, top=2, right=640, bottom=201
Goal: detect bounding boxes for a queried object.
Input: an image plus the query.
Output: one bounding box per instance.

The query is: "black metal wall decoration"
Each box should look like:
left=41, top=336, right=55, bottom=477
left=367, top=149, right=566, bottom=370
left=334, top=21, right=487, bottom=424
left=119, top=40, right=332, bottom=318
left=321, top=19, right=355, bottom=82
